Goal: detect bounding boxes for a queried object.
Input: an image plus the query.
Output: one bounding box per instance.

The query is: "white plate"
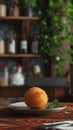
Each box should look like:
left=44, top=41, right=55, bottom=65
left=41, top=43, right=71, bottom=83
left=8, top=102, right=66, bottom=115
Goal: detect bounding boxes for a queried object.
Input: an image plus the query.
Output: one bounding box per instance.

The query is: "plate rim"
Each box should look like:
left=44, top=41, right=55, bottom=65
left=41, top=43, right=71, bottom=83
left=8, top=101, right=67, bottom=112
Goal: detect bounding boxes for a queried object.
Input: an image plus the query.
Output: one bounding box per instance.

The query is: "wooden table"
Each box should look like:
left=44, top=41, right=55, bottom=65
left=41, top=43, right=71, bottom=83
left=0, top=103, right=73, bottom=130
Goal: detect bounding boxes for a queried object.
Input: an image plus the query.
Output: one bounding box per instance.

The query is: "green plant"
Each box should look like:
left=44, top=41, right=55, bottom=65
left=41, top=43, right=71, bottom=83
left=37, top=0, right=73, bottom=76
left=19, top=0, right=36, bottom=7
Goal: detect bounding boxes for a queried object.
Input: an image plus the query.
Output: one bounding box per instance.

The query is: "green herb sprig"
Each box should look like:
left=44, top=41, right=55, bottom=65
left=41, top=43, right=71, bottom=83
left=47, top=99, right=60, bottom=109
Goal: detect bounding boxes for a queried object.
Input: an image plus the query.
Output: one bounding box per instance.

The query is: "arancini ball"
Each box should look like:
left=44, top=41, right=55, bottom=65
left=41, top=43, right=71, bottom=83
left=24, top=87, right=48, bottom=109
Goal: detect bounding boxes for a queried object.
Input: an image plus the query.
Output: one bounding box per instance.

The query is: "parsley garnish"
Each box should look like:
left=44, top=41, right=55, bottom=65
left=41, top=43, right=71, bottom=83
left=47, top=99, right=60, bottom=109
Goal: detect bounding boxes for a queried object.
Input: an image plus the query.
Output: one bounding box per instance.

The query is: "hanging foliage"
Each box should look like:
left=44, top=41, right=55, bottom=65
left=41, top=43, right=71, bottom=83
left=37, top=0, right=73, bottom=76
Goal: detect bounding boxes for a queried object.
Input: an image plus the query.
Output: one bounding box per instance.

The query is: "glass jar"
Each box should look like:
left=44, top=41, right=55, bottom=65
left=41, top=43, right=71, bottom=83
left=33, top=65, right=42, bottom=78
left=0, top=4, right=7, bottom=17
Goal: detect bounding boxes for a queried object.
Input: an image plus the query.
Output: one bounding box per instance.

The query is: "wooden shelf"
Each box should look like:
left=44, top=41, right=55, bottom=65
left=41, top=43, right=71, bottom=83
left=0, top=11, right=41, bottom=97
left=0, top=16, right=38, bottom=20
left=0, top=54, right=41, bottom=58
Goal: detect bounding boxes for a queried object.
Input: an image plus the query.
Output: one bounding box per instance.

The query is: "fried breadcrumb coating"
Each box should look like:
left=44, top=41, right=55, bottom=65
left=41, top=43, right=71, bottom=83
left=24, top=87, right=48, bottom=109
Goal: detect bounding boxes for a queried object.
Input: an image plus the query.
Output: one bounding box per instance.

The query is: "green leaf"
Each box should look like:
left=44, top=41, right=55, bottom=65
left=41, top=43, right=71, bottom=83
left=47, top=103, right=54, bottom=109
left=52, top=99, right=60, bottom=108
left=47, top=99, right=60, bottom=109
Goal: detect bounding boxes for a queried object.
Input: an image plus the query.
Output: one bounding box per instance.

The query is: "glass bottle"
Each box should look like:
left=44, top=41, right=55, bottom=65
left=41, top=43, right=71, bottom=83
left=31, top=32, right=39, bottom=54
left=7, top=30, right=16, bottom=54
left=9, top=0, right=20, bottom=16
left=3, top=64, right=9, bottom=87
left=20, top=34, right=28, bottom=53
left=12, top=1, right=20, bottom=16
left=10, top=64, right=25, bottom=87
left=0, top=64, right=3, bottom=86
left=9, top=65, right=17, bottom=87
left=0, top=64, right=9, bottom=86
left=0, top=31, right=5, bottom=54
